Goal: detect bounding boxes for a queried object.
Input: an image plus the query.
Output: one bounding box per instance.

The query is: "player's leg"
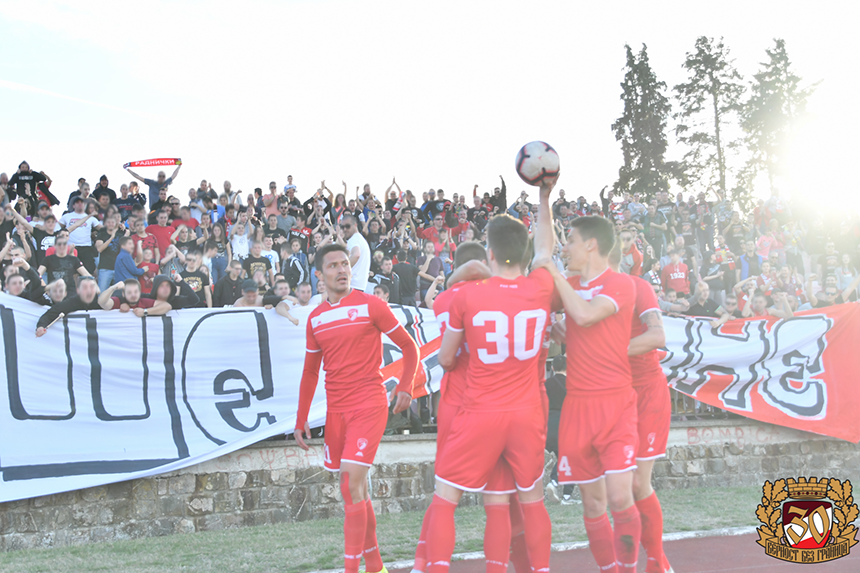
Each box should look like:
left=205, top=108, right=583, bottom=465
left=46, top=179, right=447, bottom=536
left=578, top=478, right=618, bottom=573
left=426, top=480, right=464, bottom=573
left=634, top=381, right=673, bottom=573
left=508, top=495, right=531, bottom=573
left=606, top=469, right=640, bottom=573
left=482, top=492, right=512, bottom=573
left=634, top=460, right=669, bottom=573
left=340, top=407, right=389, bottom=573
left=413, top=399, right=458, bottom=573
left=506, top=410, right=552, bottom=573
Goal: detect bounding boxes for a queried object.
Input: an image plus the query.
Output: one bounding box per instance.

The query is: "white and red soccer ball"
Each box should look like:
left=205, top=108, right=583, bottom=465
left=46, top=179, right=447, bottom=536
left=515, top=141, right=560, bottom=186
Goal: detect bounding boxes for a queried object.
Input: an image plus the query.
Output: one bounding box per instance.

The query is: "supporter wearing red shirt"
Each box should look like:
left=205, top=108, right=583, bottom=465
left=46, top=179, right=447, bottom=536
left=145, top=211, right=174, bottom=258
left=540, top=215, right=642, bottom=573
left=293, top=243, right=419, bottom=573
left=660, top=251, right=690, bottom=296
left=428, top=182, right=559, bottom=573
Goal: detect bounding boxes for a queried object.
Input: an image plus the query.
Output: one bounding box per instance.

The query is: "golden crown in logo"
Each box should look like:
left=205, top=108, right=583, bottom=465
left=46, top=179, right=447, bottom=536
left=756, top=476, right=859, bottom=565
left=786, top=477, right=829, bottom=500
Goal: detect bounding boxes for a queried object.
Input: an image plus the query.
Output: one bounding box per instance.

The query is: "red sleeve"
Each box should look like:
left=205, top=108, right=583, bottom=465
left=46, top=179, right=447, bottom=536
left=447, top=286, right=468, bottom=332
left=137, top=298, right=157, bottom=309
left=295, top=351, right=322, bottom=429
left=368, top=294, right=400, bottom=335
left=109, top=296, right=121, bottom=309
left=634, top=278, right=660, bottom=317
left=388, top=326, right=420, bottom=397
left=416, top=226, right=431, bottom=240
left=296, top=318, right=322, bottom=429
left=597, top=272, right=635, bottom=312
left=631, top=247, right=642, bottom=276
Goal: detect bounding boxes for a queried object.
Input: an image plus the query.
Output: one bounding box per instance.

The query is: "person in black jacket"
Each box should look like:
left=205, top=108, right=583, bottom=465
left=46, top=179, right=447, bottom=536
left=35, top=276, right=101, bottom=336
left=213, top=260, right=244, bottom=307
left=545, top=355, right=575, bottom=503
left=146, top=274, right=199, bottom=310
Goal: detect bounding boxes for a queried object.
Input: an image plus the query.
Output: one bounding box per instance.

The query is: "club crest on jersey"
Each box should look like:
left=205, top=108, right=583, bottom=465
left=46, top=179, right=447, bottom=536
left=623, top=445, right=635, bottom=461
left=357, top=438, right=368, bottom=451
left=348, top=308, right=359, bottom=321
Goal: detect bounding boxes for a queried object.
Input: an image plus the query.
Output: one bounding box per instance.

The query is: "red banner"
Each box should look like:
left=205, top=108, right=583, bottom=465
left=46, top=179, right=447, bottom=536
left=662, top=303, right=860, bottom=443
left=123, top=158, right=181, bottom=169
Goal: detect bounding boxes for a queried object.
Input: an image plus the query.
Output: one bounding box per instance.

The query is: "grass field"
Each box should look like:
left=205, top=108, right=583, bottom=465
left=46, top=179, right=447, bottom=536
left=0, top=486, right=761, bottom=573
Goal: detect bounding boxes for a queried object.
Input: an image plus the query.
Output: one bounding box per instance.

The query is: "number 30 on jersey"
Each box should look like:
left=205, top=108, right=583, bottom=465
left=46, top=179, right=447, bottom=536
left=473, top=310, right=547, bottom=365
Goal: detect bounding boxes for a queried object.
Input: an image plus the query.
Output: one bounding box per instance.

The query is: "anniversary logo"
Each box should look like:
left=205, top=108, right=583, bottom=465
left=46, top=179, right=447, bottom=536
left=756, top=476, right=859, bottom=564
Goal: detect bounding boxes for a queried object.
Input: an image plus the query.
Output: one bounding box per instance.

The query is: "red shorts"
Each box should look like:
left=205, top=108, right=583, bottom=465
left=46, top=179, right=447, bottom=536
left=634, top=378, right=671, bottom=461
left=435, top=407, right=546, bottom=492
left=484, top=457, right=517, bottom=494
left=323, top=405, right=388, bottom=472
left=436, top=396, right=462, bottom=448
left=557, top=388, right=638, bottom=484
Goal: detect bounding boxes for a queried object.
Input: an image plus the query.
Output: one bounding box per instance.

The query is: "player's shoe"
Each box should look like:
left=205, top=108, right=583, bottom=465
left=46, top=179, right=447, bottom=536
left=361, top=567, right=388, bottom=573
left=545, top=481, right=560, bottom=503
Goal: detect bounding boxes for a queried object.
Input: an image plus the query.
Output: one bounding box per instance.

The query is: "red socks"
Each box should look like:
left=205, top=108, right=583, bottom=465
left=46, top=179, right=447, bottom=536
left=426, top=495, right=458, bottom=572
left=520, top=498, right=552, bottom=573
left=611, top=505, right=641, bottom=573
left=508, top=496, right=531, bottom=573
left=483, top=502, right=511, bottom=572
left=636, top=492, right=666, bottom=573
left=364, top=499, right=384, bottom=572
left=584, top=513, right=618, bottom=573
left=344, top=501, right=368, bottom=573
left=413, top=503, right=432, bottom=572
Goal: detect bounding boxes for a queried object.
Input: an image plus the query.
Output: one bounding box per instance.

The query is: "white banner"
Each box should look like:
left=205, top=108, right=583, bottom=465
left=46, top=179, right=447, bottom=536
left=0, top=294, right=443, bottom=503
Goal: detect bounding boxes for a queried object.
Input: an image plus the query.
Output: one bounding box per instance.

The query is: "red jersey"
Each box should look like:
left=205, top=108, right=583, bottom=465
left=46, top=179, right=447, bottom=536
left=137, top=262, right=160, bottom=294
left=563, top=269, right=636, bottom=394
left=448, top=268, right=554, bottom=411
left=305, top=289, right=401, bottom=412
left=629, top=276, right=664, bottom=387
left=145, top=224, right=174, bottom=257
left=661, top=262, right=690, bottom=295
left=432, top=283, right=472, bottom=407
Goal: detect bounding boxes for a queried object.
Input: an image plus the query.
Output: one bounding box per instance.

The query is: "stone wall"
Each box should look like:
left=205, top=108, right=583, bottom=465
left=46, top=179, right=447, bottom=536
left=1, top=419, right=858, bottom=551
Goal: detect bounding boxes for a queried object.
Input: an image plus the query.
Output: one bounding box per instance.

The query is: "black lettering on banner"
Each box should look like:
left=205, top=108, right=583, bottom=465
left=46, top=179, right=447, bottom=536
left=1, top=304, right=75, bottom=420
left=181, top=311, right=276, bottom=445
left=664, top=315, right=832, bottom=418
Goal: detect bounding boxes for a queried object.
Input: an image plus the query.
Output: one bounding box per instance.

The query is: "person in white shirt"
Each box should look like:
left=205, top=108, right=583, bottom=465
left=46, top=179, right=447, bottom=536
left=337, top=213, right=370, bottom=291
left=260, top=236, right=281, bottom=273
left=59, top=196, right=100, bottom=273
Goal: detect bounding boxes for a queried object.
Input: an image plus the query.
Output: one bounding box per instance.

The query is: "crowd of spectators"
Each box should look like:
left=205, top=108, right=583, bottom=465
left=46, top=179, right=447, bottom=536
left=1, top=159, right=859, bottom=338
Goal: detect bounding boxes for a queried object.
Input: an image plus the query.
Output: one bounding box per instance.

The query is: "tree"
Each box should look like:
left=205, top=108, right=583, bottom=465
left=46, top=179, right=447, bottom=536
left=612, top=44, right=683, bottom=200
left=740, top=38, right=817, bottom=194
left=673, top=36, right=745, bottom=197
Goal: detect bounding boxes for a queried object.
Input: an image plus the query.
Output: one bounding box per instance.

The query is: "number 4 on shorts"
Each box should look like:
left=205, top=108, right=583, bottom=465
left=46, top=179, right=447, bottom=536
left=559, top=455, right=572, bottom=476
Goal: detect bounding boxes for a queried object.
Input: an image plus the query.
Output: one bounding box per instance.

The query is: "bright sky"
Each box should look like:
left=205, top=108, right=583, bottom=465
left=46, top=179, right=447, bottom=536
left=0, top=0, right=856, bottom=212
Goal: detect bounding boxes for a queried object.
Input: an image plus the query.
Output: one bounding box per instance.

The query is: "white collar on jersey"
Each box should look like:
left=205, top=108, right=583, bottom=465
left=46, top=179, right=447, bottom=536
left=579, top=266, right=609, bottom=288
left=325, top=288, right=354, bottom=307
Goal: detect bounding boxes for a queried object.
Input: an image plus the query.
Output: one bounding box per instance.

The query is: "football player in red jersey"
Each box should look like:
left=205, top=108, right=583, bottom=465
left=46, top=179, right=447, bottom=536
left=425, top=181, right=557, bottom=573
left=608, top=247, right=674, bottom=573
left=293, top=243, right=420, bottom=573
left=536, top=216, right=642, bottom=573
left=412, top=241, right=531, bottom=573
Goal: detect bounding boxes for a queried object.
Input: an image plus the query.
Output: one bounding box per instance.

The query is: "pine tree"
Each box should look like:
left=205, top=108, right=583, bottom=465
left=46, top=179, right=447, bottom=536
left=740, top=38, right=817, bottom=193
left=612, top=44, right=683, bottom=200
left=673, top=36, right=745, bottom=197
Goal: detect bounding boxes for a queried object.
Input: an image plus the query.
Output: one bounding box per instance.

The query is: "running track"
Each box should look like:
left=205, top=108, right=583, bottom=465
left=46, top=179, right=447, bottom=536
left=391, top=533, right=860, bottom=572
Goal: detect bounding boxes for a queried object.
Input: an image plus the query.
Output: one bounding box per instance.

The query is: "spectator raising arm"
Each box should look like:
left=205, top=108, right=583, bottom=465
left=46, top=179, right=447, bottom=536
left=533, top=178, right=556, bottom=261
left=98, top=282, right=126, bottom=310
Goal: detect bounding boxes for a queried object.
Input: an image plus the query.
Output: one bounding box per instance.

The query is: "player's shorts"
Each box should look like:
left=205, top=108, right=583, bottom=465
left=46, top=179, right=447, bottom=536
left=435, top=406, right=546, bottom=493
left=323, top=404, right=388, bottom=472
left=557, top=387, right=638, bottom=484
left=634, top=378, right=671, bottom=461
left=435, top=396, right=462, bottom=448
left=484, top=457, right=517, bottom=495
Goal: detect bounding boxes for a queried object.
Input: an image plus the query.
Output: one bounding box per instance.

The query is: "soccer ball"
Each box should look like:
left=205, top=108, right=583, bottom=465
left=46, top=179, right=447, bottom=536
left=515, top=141, right=560, bottom=186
